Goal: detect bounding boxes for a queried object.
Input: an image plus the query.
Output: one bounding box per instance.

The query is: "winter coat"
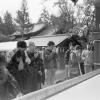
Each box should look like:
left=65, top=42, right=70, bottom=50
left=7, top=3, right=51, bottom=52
left=0, top=68, right=20, bottom=100
left=43, top=49, right=59, bottom=69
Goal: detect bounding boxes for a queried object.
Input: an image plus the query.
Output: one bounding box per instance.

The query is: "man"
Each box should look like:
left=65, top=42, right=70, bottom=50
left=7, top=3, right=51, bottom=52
left=43, top=41, right=59, bottom=87
left=26, top=41, right=45, bottom=91
left=64, top=42, right=75, bottom=79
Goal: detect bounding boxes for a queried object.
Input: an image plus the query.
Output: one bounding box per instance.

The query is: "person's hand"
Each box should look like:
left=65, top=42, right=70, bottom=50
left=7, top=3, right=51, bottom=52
left=34, top=53, right=39, bottom=58
left=52, top=47, right=56, bottom=52
left=16, top=93, right=23, bottom=97
left=18, top=59, right=24, bottom=71
left=52, top=51, right=56, bottom=56
left=38, top=71, right=42, bottom=75
left=26, top=57, right=31, bottom=64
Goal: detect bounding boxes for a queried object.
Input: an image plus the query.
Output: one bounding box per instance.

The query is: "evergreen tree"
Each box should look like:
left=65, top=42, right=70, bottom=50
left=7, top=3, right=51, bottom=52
left=15, top=0, right=34, bottom=39
left=4, top=11, right=16, bottom=35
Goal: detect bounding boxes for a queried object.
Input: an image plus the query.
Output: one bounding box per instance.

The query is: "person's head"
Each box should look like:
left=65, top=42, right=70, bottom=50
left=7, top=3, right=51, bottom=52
left=28, top=41, right=36, bottom=52
left=69, top=42, right=75, bottom=50
left=6, top=51, right=14, bottom=63
left=47, top=41, right=55, bottom=51
left=12, top=50, right=25, bottom=63
left=86, top=43, right=91, bottom=50
left=17, top=41, right=27, bottom=51
left=75, top=45, right=82, bottom=54
left=0, top=54, right=6, bottom=69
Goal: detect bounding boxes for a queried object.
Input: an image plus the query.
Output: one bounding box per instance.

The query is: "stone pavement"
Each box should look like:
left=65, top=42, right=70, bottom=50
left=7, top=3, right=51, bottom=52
left=55, top=69, right=66, bottom=83
left=41, top=69, right=66, bottom=89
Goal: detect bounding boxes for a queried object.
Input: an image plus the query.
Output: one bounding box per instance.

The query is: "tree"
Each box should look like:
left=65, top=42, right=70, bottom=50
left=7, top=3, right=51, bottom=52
left=15, top=0, right=34, bottom=39
left=39, top=0, right=76, bottom=34
left=38, top=7, right=51, bottom=27
left=3, top=11, right=16, bottom=35
left=39, top=0, right=95, bottom=38
left=0, top=11, right=16, bottom=36
left=73, top=0, right=95, bottom=42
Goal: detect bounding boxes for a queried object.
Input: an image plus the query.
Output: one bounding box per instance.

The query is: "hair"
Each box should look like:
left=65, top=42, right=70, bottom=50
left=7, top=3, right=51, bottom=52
left=0, top=54, right=6, bottom=66
left=17, top=41, right=27, bottom=49
left=69, top=42, right=75, bottom=47
left=47, top=41, right=55, bottom=46
left=29, top=41, right=35, bottom=47
left=75, top=45, right=82, bottom=50
left=11, top=50, right=25, bottom=63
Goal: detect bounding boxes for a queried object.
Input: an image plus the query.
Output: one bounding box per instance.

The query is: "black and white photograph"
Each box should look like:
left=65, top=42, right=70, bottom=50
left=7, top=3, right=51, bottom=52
left=0, top=0, right=100, bottom=100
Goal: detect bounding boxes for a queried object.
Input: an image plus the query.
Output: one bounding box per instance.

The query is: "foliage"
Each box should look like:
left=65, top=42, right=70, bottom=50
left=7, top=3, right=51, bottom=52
left=3, top=11, right=16, bottom=35
left=0, top=11, right=16, bottom=36
left=39, top=0, right=95, bottom=38
left=15, top=0, right=34, bottom=38
left=39, top=0, right=76, bottom=33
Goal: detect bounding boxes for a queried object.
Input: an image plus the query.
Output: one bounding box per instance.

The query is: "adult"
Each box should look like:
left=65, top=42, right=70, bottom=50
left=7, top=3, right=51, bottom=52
left=26, top=41, right=45, bottom=91
left=82, top=43, right=94, bottom=73
left=43, top=41, right=59, bottom=87
left=7, top=41, right=30, bottom=94
left=64, top=42, right=75, bottom=79
left=68, top=45, right=82, bottom=79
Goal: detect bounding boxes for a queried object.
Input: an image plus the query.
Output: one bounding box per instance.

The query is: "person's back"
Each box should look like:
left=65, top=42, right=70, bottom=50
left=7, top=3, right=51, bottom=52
left=68, top=45, right=82, bottom=79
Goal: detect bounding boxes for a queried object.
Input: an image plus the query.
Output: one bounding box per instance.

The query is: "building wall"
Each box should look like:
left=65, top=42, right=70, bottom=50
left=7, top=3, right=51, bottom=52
left=59, top=47, right=69, bottom=69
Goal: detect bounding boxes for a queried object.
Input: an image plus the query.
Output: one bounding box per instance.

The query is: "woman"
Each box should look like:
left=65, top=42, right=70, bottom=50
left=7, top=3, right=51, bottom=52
left=6, top=50, right=30, bottom=94
left=26, top=42, right=45, bottom=91
left=68, top=45, right=82, bottom=79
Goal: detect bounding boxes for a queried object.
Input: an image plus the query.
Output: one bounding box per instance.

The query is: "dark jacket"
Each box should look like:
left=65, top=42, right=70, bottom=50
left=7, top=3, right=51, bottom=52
left=64, top=49, right=71, bottom=65
left=27, top=51, right=45, bottom=84
left=6, top=50, right=30, bottom=94
left=0, top=68, right=20, bottom=100
left=43, top=49, right=59, bottom=69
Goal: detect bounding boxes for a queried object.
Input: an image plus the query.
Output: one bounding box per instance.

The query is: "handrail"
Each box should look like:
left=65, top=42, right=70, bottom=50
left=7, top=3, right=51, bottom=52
left=13, top=69, right=100, bottom=100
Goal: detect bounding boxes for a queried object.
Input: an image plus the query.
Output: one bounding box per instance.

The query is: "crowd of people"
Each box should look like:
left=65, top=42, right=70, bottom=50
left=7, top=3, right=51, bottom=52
left=0, top=39, right=95, bottom=100
left=0, top=40, right=59, bottom=100
left=64, top=42, right=94, bottom=79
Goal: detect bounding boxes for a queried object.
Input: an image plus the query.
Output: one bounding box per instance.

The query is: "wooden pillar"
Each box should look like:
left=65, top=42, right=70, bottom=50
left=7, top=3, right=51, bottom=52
left=94, top=3, right=100, bottom=69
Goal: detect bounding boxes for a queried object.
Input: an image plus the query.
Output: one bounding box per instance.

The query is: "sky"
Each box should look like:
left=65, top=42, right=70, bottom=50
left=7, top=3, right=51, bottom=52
left=0, top=0, right=84, bottom=23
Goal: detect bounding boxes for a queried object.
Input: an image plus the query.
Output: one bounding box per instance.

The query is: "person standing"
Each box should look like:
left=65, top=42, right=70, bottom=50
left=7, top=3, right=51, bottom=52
left=82, top=43, right=94, bottom=73
left=78, top=48, right=85, bottom=75
left=64, top=42, right=75, bottom=79
left=26, top=42, right=45, bottom=91
left=68, top=45, right=82, bottom=79
left=43, top=41, right=59, bottom=87
left=7, top=41, right=30, bottom=94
